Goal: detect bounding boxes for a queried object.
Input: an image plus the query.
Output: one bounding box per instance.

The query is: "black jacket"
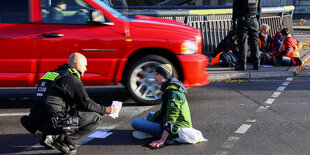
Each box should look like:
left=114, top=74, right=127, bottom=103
left=214, top=36, right=238, bottom=56
left=30, top=63, right=106, bottom=119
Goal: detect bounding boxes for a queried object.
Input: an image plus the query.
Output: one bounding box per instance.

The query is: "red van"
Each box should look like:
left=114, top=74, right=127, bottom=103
left=0, top=0, right=209, bottom=104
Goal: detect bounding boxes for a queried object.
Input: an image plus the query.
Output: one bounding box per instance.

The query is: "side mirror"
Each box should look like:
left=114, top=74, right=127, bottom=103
left=89, top=10, right=114, bottom=25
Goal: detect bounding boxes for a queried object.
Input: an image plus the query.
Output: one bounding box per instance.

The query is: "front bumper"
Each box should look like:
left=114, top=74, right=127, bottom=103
left=177, top=54, right=209, bottom=87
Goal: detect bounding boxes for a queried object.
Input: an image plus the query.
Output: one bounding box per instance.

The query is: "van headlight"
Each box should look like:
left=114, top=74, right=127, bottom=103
left=181, top=41, right=198, bottom=55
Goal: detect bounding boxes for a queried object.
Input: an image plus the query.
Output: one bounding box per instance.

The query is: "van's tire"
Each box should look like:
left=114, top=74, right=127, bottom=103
left=124, top=55, right=179, bottom=105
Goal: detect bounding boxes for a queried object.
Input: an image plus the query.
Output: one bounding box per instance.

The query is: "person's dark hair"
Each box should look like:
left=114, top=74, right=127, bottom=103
left=52, top=0, right=66, bottom=7
left=280, top=28, right=290, bottom=36
left=227, top=30, right=237, bottom=37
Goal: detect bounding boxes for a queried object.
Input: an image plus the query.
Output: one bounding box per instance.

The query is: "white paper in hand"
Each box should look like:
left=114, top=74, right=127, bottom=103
left=109, top=101, right=122, bottom=119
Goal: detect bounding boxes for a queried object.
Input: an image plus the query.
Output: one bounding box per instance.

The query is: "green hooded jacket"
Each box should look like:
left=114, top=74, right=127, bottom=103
left=148, top=84, right=192, bottom=140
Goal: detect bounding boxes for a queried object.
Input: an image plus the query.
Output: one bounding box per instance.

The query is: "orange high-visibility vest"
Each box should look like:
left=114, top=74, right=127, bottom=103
left=210, top=50, right=233, bottom=66
left=281, top=37, right=299, bottom=58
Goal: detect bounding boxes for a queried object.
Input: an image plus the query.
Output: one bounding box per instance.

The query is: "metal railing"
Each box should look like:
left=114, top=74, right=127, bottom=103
left=119, top=6, right=295, bottom=56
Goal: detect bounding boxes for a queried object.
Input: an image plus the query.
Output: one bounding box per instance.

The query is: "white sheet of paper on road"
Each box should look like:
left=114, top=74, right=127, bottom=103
left=109, top=101, right=122, bottom=119
left=88, top=131, right=112, bottom=139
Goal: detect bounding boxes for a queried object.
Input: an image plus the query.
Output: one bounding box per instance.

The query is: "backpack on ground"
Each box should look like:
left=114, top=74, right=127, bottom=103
left=219, top=52, right=238, bottom=67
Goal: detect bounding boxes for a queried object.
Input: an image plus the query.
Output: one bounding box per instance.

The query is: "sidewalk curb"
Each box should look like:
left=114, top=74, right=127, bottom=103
left=208, top=71, right=294, bottom=81
left=293, top=51, right=310, bottom=75
left=208, top=50, right=310, bottom=81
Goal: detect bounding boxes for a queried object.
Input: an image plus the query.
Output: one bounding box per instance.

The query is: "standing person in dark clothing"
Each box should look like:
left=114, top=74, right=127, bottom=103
left=232, top=0, right=261, bottom=70
left=21, top=53, right=116, bottom=154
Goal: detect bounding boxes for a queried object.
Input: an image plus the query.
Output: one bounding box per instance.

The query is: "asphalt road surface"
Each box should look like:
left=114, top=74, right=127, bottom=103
left=0, top=75, right=309, bottom=155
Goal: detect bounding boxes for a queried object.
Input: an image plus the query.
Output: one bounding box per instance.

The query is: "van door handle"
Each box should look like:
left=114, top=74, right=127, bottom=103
left=43, top=33, right=64, bottom=38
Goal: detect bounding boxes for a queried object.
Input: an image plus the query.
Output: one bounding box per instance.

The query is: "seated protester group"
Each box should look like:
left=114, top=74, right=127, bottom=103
left=272, top=28, right=302, bottom=66
left=258, top=24, right=273, bottom=64
left=210, top=30, right=238, bottom=67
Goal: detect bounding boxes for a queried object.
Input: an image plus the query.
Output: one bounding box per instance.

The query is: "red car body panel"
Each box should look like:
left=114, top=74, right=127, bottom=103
left=0, top=0, right=209, bottom=88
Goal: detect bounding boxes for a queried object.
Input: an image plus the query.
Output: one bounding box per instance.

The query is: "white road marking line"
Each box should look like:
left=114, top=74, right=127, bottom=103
left=216, top=77, right=293, bottom=155
left=221, top=136, right=240, bottom=149
left=215, top=151, right=229, bottom=155
left=265, top=98, right=275, bottom=104
left=246, top=120, right=256, bottom=123
left=256, top=106, right=268, bottom=112
left=286, top=77, right=294, bottom=81
left=0, top=112, right=29, bottom=117
left=277, top=86, right=286, bottom=91
left=282, top=82, right=290, bottom=86
left=278, top=102, right=307, bottom=105
left=235, top=124, right=251, bottom=134
left=271, top=91, right=281, bottom=98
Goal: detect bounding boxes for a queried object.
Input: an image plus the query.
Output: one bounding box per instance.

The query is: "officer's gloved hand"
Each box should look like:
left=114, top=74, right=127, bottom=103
left=256, top=15, right=260, bottom=21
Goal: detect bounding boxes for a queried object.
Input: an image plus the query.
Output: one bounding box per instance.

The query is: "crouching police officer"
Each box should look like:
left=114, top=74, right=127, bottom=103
left=21, top=53, right=115, bottom=154
left=232, top=0, right=261, bottom=70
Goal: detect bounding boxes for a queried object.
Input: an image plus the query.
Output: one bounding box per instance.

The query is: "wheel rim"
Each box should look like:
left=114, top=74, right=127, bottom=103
left=129, top=61, right=162, bottom=101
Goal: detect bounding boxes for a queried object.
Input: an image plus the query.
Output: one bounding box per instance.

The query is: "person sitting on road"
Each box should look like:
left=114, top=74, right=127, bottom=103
left=272, top=28, right=302, bottom=66
left=271, top=26, right=284, bottom=52
left=20, top=52, right=116, bottom=154
left=214, top=30, right=239, bottom=56
left=258, top=24, right=273, bottom=64
left=210, top=30, right=238, bottom=66
left=131, top=64, right=196, bottom=148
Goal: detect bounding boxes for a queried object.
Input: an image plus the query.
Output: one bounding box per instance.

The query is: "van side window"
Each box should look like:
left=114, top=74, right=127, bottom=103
left=41, top=0, right=93, bottom=24
left=0, top=1, right=29, bottom=23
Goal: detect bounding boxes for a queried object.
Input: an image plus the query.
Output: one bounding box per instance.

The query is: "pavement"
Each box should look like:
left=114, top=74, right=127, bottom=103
left=207, top=27, right=310, bottom=81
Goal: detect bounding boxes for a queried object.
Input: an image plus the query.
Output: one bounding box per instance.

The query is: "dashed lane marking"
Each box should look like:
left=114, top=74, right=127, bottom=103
left=221, top=136, right=240, bottom=149
left=235, top=124, right=251, bottom=134
left=216, top=77, right=295, bottom=155
left=265, top=98, right=275, bottom=104
left=286, top=77, right=294, bottom=81
left=282, top=82, right=290, bottom=86
left=256, top=106, right=269, bottom=112
left=246, top=120, right=256, bottom=123
left=271, top=91, right=281, bottom=98
left=277, top=86, right=286, bottom=91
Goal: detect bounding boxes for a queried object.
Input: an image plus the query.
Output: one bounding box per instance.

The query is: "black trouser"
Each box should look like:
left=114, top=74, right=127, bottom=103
left=237, top=17, right=260, bottom=69
left=65, top=111, right=102, bottom=146
left=36, top=111, right=102, bottom=146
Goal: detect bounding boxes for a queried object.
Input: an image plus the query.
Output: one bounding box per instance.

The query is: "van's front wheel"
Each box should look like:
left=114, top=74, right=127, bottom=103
left=125, top=55, right=178, bottom=105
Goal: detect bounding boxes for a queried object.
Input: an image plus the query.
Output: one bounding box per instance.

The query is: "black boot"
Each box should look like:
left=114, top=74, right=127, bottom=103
left=253, top=64, right=259, bottom=70
left=20, top=116, right=37, bottom=134
left=40, top=134, right=57, bottom=149
left=52, top=136, right=77, bottom=155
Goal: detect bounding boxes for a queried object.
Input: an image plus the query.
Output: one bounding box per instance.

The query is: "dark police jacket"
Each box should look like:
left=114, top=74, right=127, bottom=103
left=232, top=0, right=261, bottom=21
left=30, top=63, right=106, bottom=119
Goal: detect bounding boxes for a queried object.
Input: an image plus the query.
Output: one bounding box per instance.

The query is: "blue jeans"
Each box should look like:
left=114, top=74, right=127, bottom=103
left=131, top=112, right=162, bottom=138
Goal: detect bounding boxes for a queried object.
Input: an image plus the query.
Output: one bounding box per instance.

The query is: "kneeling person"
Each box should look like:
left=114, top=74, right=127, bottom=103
left=21, top=53, right=115, bottom=154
